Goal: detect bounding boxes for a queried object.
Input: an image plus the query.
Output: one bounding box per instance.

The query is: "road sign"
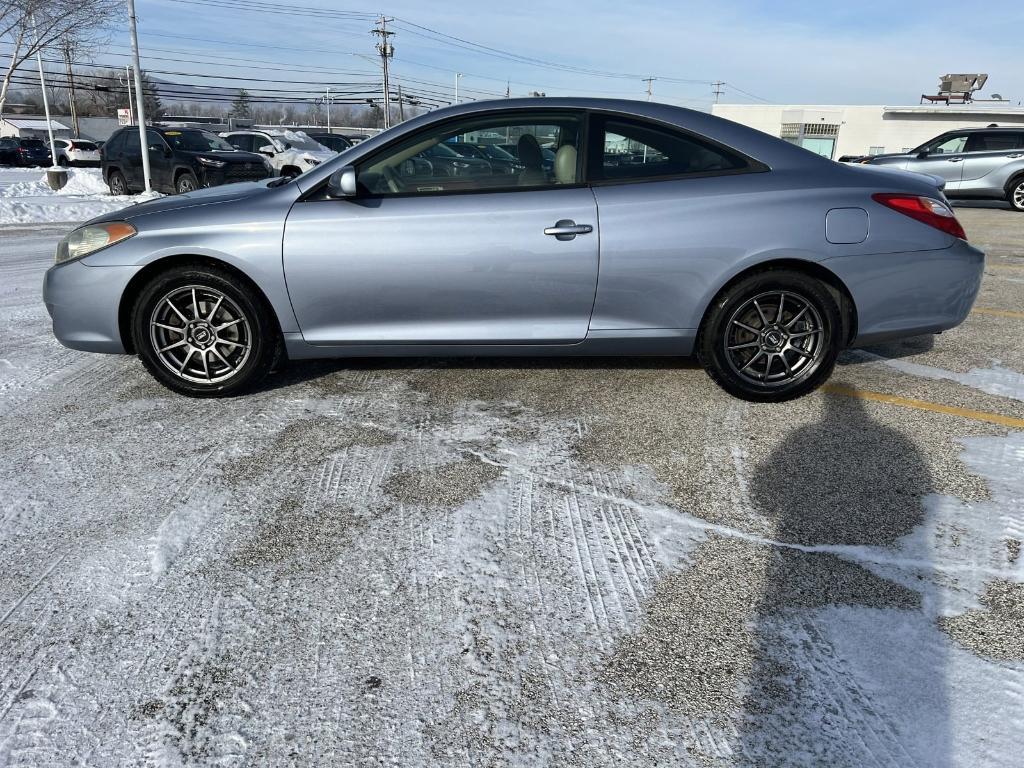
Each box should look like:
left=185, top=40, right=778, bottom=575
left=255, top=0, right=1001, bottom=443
left=118, top=108, right=132, bottom=126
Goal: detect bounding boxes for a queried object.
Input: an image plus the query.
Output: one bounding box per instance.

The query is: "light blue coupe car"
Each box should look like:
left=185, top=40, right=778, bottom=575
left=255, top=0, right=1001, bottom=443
left=43, top=98, right=984, bottom=401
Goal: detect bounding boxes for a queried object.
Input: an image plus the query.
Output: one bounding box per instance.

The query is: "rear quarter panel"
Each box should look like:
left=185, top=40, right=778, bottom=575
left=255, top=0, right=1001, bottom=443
left=589, top=167, right=953, bottom=331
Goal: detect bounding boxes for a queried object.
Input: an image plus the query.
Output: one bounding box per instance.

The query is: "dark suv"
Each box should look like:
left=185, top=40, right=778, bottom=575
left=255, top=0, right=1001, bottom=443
left=101, top=126, right=273, bottom=195
left=865, top=126, right=1024, bottom=212
left=0, top=137, right=51, bottom=167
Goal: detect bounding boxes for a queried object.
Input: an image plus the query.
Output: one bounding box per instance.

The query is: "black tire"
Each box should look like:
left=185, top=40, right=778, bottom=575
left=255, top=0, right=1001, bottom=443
left=57, top=155, right=68, bottom=167
left=1008, top=177, right=1024, bottom=212
left=697, top=269, right=842, bottom=402
left=130, top=263, right=283, bottom=397
left=175, top=171, right=199, bottom=194
left=108, top=169, right=128, bottom=196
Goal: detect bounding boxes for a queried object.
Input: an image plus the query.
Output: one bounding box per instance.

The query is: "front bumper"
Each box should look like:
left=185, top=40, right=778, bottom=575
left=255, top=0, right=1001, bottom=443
left=198, top=164, right=273, bottom=188
left=43, top=259, right=142, bottom=353
left=826, top=239, right=985, bottom=347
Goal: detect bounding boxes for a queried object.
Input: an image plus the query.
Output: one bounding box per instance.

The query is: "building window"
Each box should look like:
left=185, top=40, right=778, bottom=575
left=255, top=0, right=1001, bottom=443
left=779, top=122, right=840, bottom=159
left=869, top=146, right=886, bottom=155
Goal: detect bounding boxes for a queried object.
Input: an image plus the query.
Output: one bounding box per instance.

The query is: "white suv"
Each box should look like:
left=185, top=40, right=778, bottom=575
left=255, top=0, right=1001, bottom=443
left=50, top=138, right=101, bottom=167
left=219, top=130, right=335, bottom=178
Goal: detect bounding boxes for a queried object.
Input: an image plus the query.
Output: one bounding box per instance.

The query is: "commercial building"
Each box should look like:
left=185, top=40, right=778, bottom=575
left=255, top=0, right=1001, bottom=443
left=711, top=103, right=1024, bottom=159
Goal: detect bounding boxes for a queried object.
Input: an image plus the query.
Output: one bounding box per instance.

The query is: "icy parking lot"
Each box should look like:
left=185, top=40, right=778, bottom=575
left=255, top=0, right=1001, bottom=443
left=1, top=206, right=1023, bottom=766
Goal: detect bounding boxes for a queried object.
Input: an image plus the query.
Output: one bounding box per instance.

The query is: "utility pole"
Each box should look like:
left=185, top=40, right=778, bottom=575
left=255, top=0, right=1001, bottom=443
left=505, top=81, right=510, bottom=99
left=397, top=83, right=404, bottom=122
left=31, top=15, right=58, bottom=171
left=454, top=72, right=462, bottom=104
left=61, top=39, right=79, bottom=136
left=126, top=0, right=151, bottom=193
left=643, top=77, right=656, bottom=102
left=372, top=16, right=394, bottom=129
left=326, top=85, right=331, bottom=133
left=121, top=66, right=134, bottom=125
left=712, top=81, right=724, bottom=103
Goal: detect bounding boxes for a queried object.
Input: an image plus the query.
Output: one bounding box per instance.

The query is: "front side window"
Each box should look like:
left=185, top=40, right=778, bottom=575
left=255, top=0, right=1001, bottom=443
left=356, top=112, right=583, bottom=196
left=591, top=116, right=749, bottom=181
left=921, top=134, right=968, bottom=155
left=225, top=134, right=254, bottom=152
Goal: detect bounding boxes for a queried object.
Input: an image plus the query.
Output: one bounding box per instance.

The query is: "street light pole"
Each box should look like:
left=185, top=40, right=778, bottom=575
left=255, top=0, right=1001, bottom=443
left=126, top=0, right=151, bottom=193
left=31, top=15, right=59, bottom=171
left=455, top=72, right=462, bottom=104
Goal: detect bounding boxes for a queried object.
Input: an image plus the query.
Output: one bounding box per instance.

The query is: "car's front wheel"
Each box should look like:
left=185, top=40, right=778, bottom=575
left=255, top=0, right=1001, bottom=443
left=1009, top=178, right=1024, bottom=212
left=698, top=270, right=842, bottom=402
left=131, top=264, right=282, bottom=397
left=175, top=171, right=199, bottom=194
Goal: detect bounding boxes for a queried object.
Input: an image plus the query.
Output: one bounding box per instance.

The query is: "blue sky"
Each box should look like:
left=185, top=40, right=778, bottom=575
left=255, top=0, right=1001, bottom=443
left=117, top=0, right=1022, bottom=110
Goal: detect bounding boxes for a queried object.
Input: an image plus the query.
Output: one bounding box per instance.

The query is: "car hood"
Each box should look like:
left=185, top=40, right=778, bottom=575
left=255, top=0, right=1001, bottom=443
left=88, top=180, right=275, bottom=224
left=848, top=162, right=946, bottom=192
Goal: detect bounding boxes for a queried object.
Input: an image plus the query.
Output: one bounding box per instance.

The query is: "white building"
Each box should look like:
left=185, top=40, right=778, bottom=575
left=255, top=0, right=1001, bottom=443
left=0, top=116, right=71, bottom=140
left=711, top=103, right=1024, bottom=160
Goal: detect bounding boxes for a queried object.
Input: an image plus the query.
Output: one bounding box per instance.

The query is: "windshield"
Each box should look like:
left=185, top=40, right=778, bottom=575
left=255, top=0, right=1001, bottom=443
left=163, top=130, right=236, bottom=152
left=22, top=139, right=46, bottom=148
left=270, top=131, right=328, bottom=152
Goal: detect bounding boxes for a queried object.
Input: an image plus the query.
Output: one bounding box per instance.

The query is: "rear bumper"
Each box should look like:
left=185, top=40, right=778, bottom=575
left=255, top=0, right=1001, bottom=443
left=43, top=259, right=141, bottom=353
left=825, top=239, right=985, bottom=347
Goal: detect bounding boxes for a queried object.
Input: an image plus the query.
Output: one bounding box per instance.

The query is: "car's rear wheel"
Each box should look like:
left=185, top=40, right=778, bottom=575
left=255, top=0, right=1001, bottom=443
left=57, top=155, right=68, bottom=167
left=108, top=170, right=128, bottom=196
left=131, top=264, right=282, bottom=397
left=176, top=171, right=199, bottom=194
left=1009, top=178, right=1024, bottom=212
left=698, top=270, right=842, bottom=402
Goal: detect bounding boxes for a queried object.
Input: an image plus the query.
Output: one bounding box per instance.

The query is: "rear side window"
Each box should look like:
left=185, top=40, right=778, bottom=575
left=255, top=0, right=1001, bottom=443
left=124, top=132, right=140, bottom=152
left=104, top=132, right=126, bottom=155
left=965, top=132, right=1023, bottom=152
left=590, top=115, right=752, bottom=182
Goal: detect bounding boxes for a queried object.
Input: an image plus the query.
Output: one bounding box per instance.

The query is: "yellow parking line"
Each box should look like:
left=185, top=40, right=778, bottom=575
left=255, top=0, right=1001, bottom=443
left=822, top=384, right=1024, bottom=429
left=972, top=307, right=1024, bottom=320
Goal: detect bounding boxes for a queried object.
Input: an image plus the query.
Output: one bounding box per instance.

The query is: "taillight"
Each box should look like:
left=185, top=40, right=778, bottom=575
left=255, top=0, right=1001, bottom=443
left=872, top=193, right=966, bottom=241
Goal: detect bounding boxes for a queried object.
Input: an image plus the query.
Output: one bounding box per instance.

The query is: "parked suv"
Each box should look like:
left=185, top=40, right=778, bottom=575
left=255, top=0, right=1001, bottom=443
left=101, top=126, right=273, bottom=195
left=0, top=137, right=51, bottom=167
left=865, top=127, right=1024, bottom=211
left=307, top=132, right=353, bottom=153
left=50, top=137, right=100, bottom=167
left=220, top=129, right=335, bottom=178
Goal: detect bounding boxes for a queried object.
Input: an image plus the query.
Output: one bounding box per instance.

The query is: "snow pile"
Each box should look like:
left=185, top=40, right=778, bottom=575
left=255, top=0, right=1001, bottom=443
left=0, top=168, right=162, bottom=226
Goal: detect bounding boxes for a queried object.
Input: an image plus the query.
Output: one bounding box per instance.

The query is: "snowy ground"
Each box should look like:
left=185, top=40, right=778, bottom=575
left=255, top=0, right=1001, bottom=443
left=1, top=206, right=1023, bottom=766
left=0, top=167, right=159, bottom=226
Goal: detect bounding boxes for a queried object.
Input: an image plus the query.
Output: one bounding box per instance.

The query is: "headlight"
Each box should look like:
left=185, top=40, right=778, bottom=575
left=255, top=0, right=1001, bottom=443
left=56, top=222, right=136, bottom=264
left=304, top=156, right=320, bottom=166
left=197, top=156, right=226, bottom=168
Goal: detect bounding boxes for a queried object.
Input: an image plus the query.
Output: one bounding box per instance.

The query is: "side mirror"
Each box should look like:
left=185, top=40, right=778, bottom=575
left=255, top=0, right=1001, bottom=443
left=258, top=144, right=276, bottom=156
left=326, top=166, right=357, bottom=198
left=917, top=149, right=930, bottom=158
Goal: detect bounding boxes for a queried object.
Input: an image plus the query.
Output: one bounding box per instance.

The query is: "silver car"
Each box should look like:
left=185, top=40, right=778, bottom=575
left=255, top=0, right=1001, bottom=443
left=42, top=98, right=984, bottom=401
left=865, top=127, right=1024, bottom=212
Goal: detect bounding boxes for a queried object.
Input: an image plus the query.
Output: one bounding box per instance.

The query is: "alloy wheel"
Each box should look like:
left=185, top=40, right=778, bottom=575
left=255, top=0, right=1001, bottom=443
left=1014, top=181, right=1024, bottom=211
left=723, top=290, right=826, bottom=386
left=149, top=285, right=252, bottom=384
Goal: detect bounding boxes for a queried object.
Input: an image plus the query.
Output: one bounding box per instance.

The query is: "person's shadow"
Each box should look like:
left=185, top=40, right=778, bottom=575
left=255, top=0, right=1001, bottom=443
left=739, top=393, right=949, bottom=766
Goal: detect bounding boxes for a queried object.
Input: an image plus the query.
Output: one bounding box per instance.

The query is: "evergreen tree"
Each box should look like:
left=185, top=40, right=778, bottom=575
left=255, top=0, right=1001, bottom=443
left=230, top=89, right=252, bottom=119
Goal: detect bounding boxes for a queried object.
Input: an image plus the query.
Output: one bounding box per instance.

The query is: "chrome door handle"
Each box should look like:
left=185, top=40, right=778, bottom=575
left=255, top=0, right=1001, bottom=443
left=544, top=219, right=593, bottom=241
left=947, top=157, right=964, bottom=162
left=1008, top=154, right=1023, bottom=159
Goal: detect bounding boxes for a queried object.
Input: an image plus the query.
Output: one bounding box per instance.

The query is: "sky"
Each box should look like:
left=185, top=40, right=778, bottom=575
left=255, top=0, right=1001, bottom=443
left=71, top=0, right=1024, bottom=110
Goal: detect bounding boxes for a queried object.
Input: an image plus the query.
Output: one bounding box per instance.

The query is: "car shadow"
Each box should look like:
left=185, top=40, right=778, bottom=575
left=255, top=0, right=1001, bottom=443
left=738, top=392, right=949, bottom=764
left=836, top=333, right=936, bottom=366
left=257, top=354, right=703, bottom=394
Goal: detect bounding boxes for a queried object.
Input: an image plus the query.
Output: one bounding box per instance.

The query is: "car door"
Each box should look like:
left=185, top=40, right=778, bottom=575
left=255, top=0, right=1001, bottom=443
left=121, top=130, right=143, bottom=188
left=146, top=130, right=174, bottom=190
left=960, top=131, right=1023, bottom=193
left=282, top=110, right=599, bottom=345
left=906, top=132, right=969, bottom=190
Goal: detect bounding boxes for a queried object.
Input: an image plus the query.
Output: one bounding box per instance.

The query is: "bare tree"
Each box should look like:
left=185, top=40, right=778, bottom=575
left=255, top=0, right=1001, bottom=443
left=0, top=0, right=120, bottom=118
